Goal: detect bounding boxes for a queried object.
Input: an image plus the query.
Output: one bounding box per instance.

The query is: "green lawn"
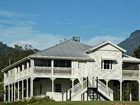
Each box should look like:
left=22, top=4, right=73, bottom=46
left=1, top=101, right=140, bottom=105
left=33, top=101, right=140, bottom=105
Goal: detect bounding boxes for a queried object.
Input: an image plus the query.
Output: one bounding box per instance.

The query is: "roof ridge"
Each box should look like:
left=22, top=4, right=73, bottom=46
left=31, top=39, right=72, bottom=56
left=85, top=41, right=126, bottom=53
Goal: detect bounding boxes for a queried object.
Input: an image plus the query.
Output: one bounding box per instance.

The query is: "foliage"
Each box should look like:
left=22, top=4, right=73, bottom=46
left=29, top=96, right=54, bottom=103
left=134, top=46, right=140, bottom=58
left=122, top=81, right=138, bottom=101
left=0, top=43, right=38, bottom=101
left=0, top=96, right=54, bottom=105
left=0, top=44, right=37, bottom=82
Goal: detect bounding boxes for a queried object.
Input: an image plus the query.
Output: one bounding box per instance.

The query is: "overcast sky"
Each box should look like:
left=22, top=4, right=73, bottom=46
left=0, top=0, right=140, bottom=49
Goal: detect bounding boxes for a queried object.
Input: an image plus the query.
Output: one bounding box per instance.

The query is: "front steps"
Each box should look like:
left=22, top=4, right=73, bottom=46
left=65, top=77, right=113, bottom=101
left=81, top=87, right=111, bottom=101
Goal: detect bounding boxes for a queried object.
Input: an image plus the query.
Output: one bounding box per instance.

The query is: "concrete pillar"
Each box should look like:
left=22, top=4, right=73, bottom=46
left=30, top=78, right=34, bottom=98
left=51, top=60, right=54, bottom=75
left=17, top=81, right=19, bottom=100
left=22, top=80, right=24, bottom=99
left=8, top=84, right=10, bottom=102
left=26, top=79, right=28, bottom=99
left=51, top=78, right=55, bottom=92
left=120, top=80, right=122, bottom=101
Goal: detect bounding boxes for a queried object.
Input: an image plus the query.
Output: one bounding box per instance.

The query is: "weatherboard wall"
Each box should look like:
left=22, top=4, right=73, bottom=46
left=87, top=44, right=123, bottom=80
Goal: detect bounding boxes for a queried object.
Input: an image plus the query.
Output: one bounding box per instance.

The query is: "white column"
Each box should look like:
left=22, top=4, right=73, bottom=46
left=14, top=83, right=16, bottom=101
left=51, top=60, right=54, bottom=75
left=18, top=67, right=20, bottom=72
left=17, top=82, right=19, bottom=100
left=30, top=78, right=34, bottom=98
left=51, top=78, right=55, bottom=92
left=31, top=59, right=34, bottom=67
left=8, top=85, right=10, bottom=102
left=22, top=80, right=24, bottom=99
left=71, top=78, right=75, bottom=92
left=27, top=62, right=29, bottom=68
left=11, top=84, right=13, bottom=101
left=138, top=80, right=140, bottom=101
left=106, top=80, right=109, bottom=89
left=22, top=64, right=25, bottom=71
left=120, top=80, right=122, bottom=101
left=130, top=91, right=132, bottom=101
left=71, top=62, right=74, bottom=76
left=26, top=79, right=28, bottom=99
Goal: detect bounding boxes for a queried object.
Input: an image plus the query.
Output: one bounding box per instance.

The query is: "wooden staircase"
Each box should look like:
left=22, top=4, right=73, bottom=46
left=65, top=76, right=113, bottom=101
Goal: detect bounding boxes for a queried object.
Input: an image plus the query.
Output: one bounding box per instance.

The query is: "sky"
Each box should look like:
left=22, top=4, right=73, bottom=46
left=0, top=0, right=140, bottom=49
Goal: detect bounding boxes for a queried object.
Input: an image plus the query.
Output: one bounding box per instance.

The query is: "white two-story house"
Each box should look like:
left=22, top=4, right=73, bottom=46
left=2, top=38, right=140, bottom=102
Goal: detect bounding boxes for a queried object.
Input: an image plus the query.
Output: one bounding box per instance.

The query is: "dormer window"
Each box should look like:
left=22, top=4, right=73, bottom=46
left=101, top=60, right=113, bottom=70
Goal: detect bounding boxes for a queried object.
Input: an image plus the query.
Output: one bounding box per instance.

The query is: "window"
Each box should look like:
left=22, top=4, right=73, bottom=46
left=123, top=62, right=139, bottom=70
left=34, top=59, right=51, bottom=67
left=101, top=60, right=113, bottom=70
left=54, top=60, right=71, bottom=67
left=55, top=84, right=62, bottom=92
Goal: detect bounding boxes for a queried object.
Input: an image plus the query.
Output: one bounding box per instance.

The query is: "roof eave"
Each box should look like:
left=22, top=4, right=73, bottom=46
left=30, top=55, right=94, bottom=61
left=85, top=41, right=126, bottom=53
left=123, top=60, right=140, bottom=63
left=1, top=56, right=30, bottom=72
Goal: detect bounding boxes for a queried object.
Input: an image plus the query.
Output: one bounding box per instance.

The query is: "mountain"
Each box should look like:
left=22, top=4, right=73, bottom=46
left=0, top=42, right=39, bottom=82
left=0, top=42, right=14, bottom=55
left=118, top=30, right=140, bottom=55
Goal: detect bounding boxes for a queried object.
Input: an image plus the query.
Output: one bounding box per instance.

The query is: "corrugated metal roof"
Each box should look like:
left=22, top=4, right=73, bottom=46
left=123, top=54, right=140, bottom=63
left=30, top=40, right=92, bottom=60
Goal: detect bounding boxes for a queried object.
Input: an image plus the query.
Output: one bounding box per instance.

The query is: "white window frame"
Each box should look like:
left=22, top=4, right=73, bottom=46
left=101, top=60, right=113, bottom=70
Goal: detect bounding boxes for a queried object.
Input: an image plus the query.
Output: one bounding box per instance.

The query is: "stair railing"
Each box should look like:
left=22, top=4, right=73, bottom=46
left=88, top=74, right=113, bottom=100
left=66, top=79, right=87, bottom=100
left=97, top=79, right=113, bottom=100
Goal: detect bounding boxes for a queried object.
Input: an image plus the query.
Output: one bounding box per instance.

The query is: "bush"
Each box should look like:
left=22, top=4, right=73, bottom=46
left=4, top=101, right=26, bottom=105
left=29, top=97, right=40, bottom=103
left=1, top=96, right=54, bottom=105
left=29, top=96, right=54, bottom=103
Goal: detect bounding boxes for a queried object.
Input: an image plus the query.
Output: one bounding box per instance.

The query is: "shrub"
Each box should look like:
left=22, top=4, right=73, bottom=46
left=29, top=96, right=54, bottom=103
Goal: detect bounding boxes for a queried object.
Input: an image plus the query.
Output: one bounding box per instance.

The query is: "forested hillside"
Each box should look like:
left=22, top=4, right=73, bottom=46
left=119, top=30, right=140, bottom=55
left=0, top=42, right=38, bottom=82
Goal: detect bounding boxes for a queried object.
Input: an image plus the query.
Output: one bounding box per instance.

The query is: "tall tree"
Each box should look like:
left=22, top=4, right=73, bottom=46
left=134, top=46, right=140, bottom=58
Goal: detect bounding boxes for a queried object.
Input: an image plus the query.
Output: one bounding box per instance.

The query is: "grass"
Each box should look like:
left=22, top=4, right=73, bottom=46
left=33, top=101, right=140, bottom=105
left=1, top=101, right=140, bottom=105
left=0, top=96, right=140, bottom=105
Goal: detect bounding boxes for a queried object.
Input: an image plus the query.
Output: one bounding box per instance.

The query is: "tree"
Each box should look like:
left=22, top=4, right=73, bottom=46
left=134, top=46, right=140, bottom=58
left=0, top=44, right=38, bottom=101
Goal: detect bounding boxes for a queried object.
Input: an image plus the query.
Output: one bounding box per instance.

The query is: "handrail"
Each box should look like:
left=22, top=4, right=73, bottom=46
left=98, top=79, right=113, bottom=98
left=67, top=79, right=87, bottom=100
left=88, top=74, right=113, bottom=100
